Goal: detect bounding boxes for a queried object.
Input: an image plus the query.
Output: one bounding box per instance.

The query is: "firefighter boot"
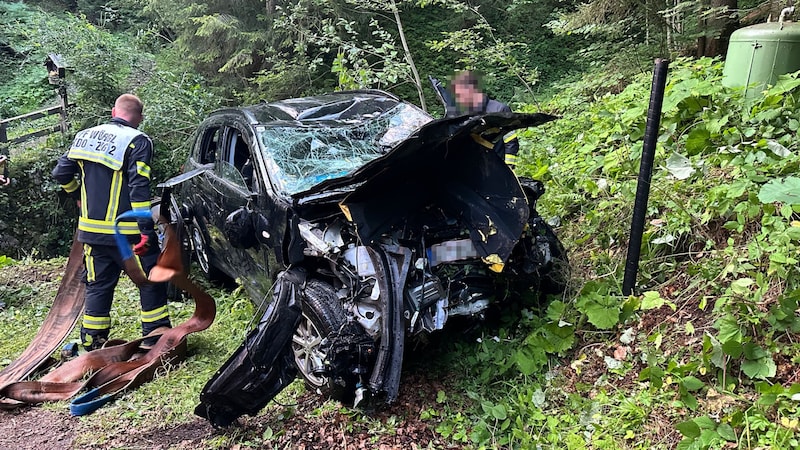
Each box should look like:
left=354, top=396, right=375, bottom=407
left=81, top=329, right=109, bottom=352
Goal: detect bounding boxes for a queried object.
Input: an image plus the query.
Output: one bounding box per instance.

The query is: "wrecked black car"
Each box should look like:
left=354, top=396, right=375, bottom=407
left=162, top=89, right=568, bottom=427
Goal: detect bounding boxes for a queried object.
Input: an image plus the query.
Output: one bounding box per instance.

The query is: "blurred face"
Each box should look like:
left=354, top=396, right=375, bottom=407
left=453, top=82, right=484, bottom=111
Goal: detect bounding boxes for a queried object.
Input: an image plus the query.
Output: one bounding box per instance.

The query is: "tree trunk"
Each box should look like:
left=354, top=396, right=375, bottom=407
left=390, top=0, right=427, bottom=111
left=697, top=0, right=739, bottom=57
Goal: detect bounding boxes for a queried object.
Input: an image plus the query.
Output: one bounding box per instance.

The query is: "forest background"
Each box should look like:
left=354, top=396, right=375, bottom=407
left=2, top=0, right=800, bottom=449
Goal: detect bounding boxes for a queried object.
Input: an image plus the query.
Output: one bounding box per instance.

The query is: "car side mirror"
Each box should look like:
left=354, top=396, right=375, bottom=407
left=224, top=207, right=258, bottom=249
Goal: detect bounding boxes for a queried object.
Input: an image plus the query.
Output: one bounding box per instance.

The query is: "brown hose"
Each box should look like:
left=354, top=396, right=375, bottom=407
left=0, top=224, right=216, bottom=411
left=0, top=234, right=85, bottom=409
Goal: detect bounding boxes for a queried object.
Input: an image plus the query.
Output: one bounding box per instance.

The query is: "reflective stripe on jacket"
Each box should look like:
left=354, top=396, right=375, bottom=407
left=483, top=98, right=520, bottom=159
left=52, top=118, right=154, bottom=246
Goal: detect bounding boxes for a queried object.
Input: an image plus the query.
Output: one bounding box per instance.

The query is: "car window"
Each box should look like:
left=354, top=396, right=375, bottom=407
left=197, top=127, right=222, bottom=165
left=217, top=161, right=247, bottom=188
left=215, top=127, right=255, bottom=191
left=258, top=103, right=431, bottom=196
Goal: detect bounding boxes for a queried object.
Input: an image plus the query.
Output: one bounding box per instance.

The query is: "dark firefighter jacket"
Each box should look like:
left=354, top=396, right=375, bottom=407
left=52, top=117, right=154, bottom=246
left=447, top=96, right=520, bottom=166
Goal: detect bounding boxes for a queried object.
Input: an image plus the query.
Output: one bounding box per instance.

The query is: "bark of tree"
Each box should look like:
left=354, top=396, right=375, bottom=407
left=697, top=0, right=739, bottom=57
left=390, top=0, right=427, bottom=111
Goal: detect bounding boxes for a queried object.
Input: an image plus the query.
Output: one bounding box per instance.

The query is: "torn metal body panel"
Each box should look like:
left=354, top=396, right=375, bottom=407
left=195, top=269, right=303, bottom=428
left=365, top=244, right=409, bottom=403
left=164, top=90, right=567, bottom=426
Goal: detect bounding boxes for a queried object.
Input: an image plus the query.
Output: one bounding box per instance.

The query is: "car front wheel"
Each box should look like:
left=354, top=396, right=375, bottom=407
left=292, top=279, right=350, bottom=399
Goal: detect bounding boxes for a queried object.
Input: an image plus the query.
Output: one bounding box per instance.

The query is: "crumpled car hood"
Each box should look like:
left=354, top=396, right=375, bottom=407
left=294, top=112, right=557, bottom=268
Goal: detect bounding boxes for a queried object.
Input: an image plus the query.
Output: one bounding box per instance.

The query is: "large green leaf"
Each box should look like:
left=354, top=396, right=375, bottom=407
left=758, top=177, right=800, bottom=205
left=742, top=356, right=777, bottom=379
left=682, top=376, right=705, bottom=391
left=767, top=140, right=791, bottom=158
left=715, top=315, right=743, bottom=344
left=542, top=322, right=576, bottom=353
left=716, top=423, right=737, bottom=441
left=481, top=401, right=507, bottom=420
left=765, top=71, right=800, bottom=95
left=666, top=153, right=695, bottom=180
left=641, top=291, right=666, bottom=310
left=581, top=294, right=621, bottom=329
left=730, top=278, right=754, bottom=295
left=676, top=420, right=701, bottom=438
left=514, top=347, right=545, bottom=375
left=663, top=78, right=699, bottom=112
left=685, top=127, right=711, bottom=155
left=585, top=304, right=620, bottom=329
left=743, top=343, right=768, bottom=360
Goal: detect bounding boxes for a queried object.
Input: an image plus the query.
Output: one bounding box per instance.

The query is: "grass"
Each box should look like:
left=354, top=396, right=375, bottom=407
left=1, top=249, right=778, bottom=449
left=2, top=258, right=254, bottom=436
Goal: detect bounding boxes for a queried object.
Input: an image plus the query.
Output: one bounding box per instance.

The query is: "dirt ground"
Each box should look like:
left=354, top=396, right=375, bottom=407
left=0, top=370, right=459, bottom=450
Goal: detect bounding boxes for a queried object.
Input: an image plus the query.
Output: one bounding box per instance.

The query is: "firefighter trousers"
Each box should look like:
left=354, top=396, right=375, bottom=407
left=80, top=240, right=171, bottom=348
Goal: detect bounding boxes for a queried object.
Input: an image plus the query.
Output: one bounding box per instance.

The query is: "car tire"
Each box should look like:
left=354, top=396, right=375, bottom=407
left=538, top=222, right=570, bottom=295
left=293, top=279, right=353, bottom=401
left=164, top=219, right=192, bottom=301
left=188, top=219, right=225, bottom=282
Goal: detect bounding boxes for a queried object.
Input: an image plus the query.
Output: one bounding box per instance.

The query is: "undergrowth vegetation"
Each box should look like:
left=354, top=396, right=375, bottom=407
left=0, top=3, right=222, bottom=258
left=2, top=58, right=800, bottom=449
left=438, top=56, right=800, bottom=448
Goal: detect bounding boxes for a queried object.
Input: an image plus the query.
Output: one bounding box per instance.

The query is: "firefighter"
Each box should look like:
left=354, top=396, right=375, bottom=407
left=449, top=70, right=520, bottom=167
left=52, top=94, right=171, bottom=351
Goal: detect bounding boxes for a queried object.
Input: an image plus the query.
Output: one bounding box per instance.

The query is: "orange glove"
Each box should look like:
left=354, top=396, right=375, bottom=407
left=133, top=234, right=150, bottom=256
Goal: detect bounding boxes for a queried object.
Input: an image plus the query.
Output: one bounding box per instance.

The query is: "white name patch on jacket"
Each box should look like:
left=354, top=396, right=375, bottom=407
left=68, top=123, right=144, bottom=171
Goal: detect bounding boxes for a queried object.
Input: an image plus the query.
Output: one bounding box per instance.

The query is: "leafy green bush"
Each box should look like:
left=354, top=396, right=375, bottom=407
left=4, top=4, right=149, bottom=127
left=0, top=2, right=61, bottom=119
left=0, top=137, right=75, bottom=258
left=136, top=53, right=222, bottom=184
left=422, top=57, right=800, bottom=448
left=0, top=5, right=220, bottom=250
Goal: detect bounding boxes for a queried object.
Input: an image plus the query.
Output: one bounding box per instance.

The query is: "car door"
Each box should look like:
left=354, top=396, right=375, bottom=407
left=205, top=121, right=275, bottom=302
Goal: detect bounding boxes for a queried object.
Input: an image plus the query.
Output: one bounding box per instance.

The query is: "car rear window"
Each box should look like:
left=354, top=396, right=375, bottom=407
left=258, top=103, right=431, bottom=196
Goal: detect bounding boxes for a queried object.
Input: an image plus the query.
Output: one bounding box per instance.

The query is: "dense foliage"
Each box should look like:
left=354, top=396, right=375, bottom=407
left=0, top=2, right=222, bottom=256
left=438, top=57, right=800, bottom=448
left=0, top=137, right=76, bottom=258
left=115, top=0, right=582, bottom=106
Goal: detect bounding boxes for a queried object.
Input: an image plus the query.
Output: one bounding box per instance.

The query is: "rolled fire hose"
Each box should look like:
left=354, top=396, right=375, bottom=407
left=0, top=210, right=216, bottom=415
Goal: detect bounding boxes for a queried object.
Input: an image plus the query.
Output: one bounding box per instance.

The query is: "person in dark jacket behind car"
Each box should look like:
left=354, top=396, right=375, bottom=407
left=449, top=70, right=520, bottom=167
left=52, top=93, right=171, bottom=351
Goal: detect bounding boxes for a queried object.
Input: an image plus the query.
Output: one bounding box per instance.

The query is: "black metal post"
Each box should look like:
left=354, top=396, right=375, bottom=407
left=622, top=58, right=669, bottom=296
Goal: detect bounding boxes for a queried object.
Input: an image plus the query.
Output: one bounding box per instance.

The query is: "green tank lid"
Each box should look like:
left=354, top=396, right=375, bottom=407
left=722, top=17, right=800, bottom=97
left=729, top=21, right=800, bottom=42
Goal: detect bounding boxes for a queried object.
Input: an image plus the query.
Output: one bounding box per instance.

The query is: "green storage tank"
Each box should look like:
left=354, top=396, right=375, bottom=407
left=722, top=12, right=800, bottom=97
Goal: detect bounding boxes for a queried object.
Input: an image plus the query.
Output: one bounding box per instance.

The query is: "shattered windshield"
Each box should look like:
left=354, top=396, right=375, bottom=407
left=257, top=103, right=431, bottom=196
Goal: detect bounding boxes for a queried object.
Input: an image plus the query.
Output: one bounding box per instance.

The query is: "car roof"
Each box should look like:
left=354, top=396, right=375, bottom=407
left=209, top=89, right=411, bottom=126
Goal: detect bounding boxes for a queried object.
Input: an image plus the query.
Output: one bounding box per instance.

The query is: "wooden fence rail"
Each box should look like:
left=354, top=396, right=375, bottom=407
left=0, top=102, right=73, bottom=145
